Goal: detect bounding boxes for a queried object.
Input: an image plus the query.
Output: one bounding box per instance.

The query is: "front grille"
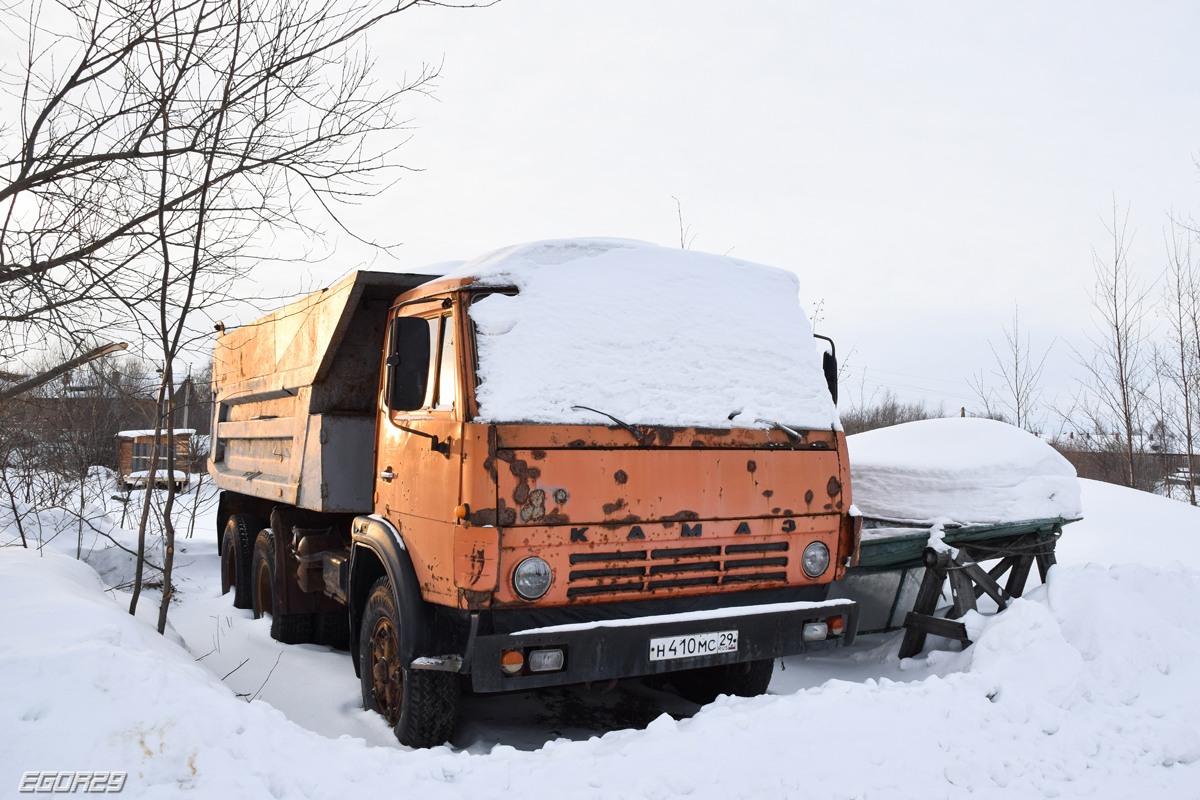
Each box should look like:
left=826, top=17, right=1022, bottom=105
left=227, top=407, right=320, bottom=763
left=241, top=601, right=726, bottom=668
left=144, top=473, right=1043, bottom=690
left=565, top=541, right=791, bottom=599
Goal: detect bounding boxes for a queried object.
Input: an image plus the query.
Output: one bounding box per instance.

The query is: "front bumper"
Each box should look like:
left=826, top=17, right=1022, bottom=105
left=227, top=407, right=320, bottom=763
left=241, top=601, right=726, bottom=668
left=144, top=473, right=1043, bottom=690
left=465, top=598, right=858, bottom=693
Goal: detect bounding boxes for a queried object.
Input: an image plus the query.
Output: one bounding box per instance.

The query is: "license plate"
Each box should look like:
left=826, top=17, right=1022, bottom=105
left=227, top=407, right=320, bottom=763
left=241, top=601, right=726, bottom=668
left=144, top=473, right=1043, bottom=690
left=649, top=630, right=738, bottom=661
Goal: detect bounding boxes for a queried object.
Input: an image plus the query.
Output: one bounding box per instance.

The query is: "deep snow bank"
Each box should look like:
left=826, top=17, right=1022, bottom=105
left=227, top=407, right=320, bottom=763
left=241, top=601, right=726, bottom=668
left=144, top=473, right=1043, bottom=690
left=4, top=547, right=1198, bottom=798
left=848, top=418, right=1082, bottom=524
left=1058, top=478, right=1200, bottom=568
left=444, top=238, right=838, bottom=431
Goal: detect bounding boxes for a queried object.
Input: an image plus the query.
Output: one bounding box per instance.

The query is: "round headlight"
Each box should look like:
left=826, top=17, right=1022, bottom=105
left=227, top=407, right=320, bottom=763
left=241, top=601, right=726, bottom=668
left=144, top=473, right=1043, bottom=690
left=801, top=542, right=830, bottom=578
left=513, top=557, right=553, bottom=600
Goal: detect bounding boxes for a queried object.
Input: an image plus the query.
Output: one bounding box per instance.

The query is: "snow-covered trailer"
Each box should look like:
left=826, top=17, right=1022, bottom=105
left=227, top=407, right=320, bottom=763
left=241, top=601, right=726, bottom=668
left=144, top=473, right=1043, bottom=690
left=828, top=418, right=1083, bottom=658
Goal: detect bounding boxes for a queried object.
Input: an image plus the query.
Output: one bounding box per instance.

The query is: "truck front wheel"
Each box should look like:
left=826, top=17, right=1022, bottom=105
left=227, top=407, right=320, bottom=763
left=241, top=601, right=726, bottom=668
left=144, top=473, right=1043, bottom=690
left=220, top=513, right=261, bottom=610
left=359, top=577, right=459, bottom=747
left=670, top=658, right=775, bottom=705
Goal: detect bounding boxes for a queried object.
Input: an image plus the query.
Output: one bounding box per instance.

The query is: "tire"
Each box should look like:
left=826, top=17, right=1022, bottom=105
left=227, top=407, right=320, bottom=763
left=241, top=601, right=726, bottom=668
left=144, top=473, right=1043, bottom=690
left=272, top=612, right=315, bottom=645
left=252, top=529, right=275, bottom=620
left=670, top=658, right=775, bottom=705
left=315, top=611, right=351, bottom=650
left=220, top=513, right=261, bottom=610
left=359, top=576, right=459, bottom=747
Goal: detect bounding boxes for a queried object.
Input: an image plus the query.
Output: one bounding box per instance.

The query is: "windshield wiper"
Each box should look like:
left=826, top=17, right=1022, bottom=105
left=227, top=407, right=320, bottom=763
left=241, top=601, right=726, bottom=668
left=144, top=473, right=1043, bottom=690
left=572, top=405, right=647, bottom=443
left=756, top=418, right=804, bottom=443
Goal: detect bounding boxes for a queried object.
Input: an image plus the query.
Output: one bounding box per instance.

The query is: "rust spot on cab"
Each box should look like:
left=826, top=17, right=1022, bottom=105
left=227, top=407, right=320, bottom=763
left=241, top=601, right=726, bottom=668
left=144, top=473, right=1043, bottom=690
left=531, top=449, right=546, bottom=460
left=602, top=498, right=627, bottom=515
left=661, top=510, right=700, bottom=523
left=762, top=489, right=774, bottom=498
left=827, top=476, right=842, bottom=497
left=458, top=588, right=492, bottom=609
left=805, top=489, right=814, bottom=504
left=647, top=427, right=675, bottom=446
left=519, top=488, right=546, bottom=523
left=614, top=469, right=628, bottom=484
left=468, top=507, right=498, bottom=526
left=746, top=460, right=757, bottom=473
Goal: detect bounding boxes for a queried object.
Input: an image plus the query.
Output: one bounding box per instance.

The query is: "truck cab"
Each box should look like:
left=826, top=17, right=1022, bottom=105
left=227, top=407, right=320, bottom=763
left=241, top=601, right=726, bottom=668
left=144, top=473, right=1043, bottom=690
left=211, top=239, right=860, bottom=747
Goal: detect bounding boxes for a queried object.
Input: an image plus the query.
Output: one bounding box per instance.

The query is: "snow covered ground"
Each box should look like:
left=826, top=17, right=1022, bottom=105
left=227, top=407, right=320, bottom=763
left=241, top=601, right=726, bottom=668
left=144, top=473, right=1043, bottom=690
left=2, top=475, right=1200, bottom=797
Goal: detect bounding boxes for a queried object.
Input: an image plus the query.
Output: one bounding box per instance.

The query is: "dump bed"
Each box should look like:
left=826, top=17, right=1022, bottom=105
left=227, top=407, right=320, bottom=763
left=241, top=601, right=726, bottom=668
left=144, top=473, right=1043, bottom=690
left=209, top=270, right=438, bottom=512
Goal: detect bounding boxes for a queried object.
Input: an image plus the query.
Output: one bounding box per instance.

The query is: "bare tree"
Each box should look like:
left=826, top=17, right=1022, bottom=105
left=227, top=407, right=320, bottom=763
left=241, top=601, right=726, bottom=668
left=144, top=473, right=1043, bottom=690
left=1158, top=219, right=1198, bottom=504
left=1074, top=201, right=1153, bottom=489
left=840, top=388, right=945, bottom=435
left=969, top=304, right=1053, bottom=432
left=0, top=0, right=486, bottom=631
left=0, top=0, right=480, bottom=363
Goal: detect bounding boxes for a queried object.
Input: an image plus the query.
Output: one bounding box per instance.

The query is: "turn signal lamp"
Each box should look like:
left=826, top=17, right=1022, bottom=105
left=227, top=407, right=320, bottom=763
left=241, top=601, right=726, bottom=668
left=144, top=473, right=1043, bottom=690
left=827, top=616, right=846, bottom=636
left=501, top=650, right=524, bottom=676
left=455, top=504, right=470, bottom=520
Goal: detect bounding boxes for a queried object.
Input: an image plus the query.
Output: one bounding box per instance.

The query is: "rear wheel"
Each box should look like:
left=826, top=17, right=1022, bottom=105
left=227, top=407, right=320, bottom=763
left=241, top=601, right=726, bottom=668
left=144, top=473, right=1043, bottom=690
left=252, top=529, right=274, bottom=620
left=220, top=513, right=261, bottom=610
left=670, top=658, right=775, bottom=705
left=359, top=576, right=459, bottom=747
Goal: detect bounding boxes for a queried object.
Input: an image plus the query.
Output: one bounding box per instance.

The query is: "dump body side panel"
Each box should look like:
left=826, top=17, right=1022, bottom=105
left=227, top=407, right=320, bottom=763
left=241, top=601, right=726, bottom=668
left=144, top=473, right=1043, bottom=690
left=208, top=271, right=436, bottom=513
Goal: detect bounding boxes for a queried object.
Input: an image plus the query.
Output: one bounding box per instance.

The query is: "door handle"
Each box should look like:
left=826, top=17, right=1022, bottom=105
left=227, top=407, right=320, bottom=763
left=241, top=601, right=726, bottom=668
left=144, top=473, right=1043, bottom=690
left=379, top=470, right=395, bottom=480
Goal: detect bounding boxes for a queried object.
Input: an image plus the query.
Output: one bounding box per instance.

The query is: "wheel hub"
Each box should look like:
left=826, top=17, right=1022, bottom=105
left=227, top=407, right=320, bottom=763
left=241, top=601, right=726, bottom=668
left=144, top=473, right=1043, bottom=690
left=369, top=618, right=403, bottom=725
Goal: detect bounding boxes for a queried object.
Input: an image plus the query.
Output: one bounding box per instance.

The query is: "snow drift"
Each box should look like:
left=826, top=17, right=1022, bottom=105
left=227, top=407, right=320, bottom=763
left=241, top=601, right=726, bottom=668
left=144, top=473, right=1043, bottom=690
left=847, top=417, right=1083, bottom=525
left=4, top=543, right=1199, bottom=797
left=442, top=238, right=839, bottom=431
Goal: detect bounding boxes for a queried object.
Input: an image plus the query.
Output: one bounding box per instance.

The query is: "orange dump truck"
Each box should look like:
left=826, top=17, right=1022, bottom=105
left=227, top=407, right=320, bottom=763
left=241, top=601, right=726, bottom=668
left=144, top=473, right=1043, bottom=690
left=211, top=240, right=861, bottom=746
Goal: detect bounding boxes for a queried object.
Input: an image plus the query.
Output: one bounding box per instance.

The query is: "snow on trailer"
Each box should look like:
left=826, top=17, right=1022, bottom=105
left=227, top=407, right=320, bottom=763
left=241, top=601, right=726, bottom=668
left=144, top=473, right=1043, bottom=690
left=830, top=417, right=1083, bottom=655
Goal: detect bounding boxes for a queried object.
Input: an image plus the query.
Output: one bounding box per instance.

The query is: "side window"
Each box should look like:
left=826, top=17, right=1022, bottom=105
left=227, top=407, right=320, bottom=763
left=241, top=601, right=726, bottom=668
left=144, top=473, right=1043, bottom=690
left=434, top=315, right=456, bottom=411
left=386, top=316, right=438, bottom=411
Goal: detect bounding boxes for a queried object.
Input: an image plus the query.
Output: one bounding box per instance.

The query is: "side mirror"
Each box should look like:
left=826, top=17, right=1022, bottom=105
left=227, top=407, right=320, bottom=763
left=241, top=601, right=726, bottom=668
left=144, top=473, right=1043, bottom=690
left=387, top=317, right=431, bottom=411
left=813, top=334, right=838, bottom=406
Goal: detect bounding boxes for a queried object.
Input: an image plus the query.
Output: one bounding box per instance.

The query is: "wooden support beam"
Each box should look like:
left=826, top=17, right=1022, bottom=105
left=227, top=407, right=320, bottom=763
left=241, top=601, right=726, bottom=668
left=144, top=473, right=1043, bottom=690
left=1006, top=555, right=1034, bottom=598
left=903, top=612, right=970, bottom=646
left=947, top=566, right=977, bottom=619
left=962, top=562, right=1009, bottom=610
left=974, top=556, right=1017, bottom=600
left=1036, top=543, right=1057, bottom=583
left=898, top=555, right=948, bottom=659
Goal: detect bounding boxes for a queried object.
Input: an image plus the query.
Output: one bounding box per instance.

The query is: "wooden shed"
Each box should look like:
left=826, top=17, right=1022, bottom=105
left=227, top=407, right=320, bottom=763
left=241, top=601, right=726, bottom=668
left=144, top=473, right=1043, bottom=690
left=115, top=429, right=195, bottom=491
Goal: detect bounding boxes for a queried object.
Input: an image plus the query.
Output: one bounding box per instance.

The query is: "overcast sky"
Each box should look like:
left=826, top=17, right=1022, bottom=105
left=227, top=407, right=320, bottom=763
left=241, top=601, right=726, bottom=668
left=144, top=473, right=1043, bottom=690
left=258, top=0, right=1200, bottom=424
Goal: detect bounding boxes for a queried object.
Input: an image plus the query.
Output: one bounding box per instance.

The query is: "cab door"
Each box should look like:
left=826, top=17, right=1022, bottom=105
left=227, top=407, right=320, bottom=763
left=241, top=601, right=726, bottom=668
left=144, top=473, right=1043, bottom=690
left=375, top=299, right=464, bottom=604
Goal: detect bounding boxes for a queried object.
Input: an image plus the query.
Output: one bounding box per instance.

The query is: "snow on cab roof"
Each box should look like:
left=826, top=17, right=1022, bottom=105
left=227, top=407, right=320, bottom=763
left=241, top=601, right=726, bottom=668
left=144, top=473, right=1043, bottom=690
left=847, top=417, right=1083, bottom=525
left=439, top=238, right=838, bottom=431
